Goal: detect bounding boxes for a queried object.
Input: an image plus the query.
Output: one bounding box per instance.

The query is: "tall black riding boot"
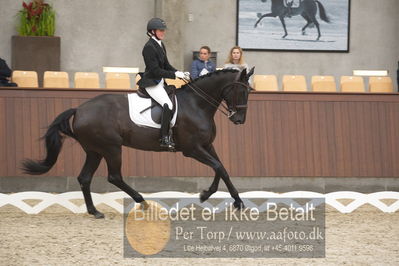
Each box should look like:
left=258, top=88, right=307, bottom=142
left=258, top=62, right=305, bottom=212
left=160, top=104, right=175, bottom=149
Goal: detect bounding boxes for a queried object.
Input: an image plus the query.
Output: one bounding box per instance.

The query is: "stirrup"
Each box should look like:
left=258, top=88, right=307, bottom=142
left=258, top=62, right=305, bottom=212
left=160, top=136, right=175, bottom=150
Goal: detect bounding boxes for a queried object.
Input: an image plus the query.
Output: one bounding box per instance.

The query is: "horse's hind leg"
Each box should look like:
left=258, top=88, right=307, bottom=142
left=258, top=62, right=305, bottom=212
left=301, top=15, right=311, bottom=35
left=104, top=146, right=146, bottom=206
left=303, top=13, right=321, bottom=40
left=313, top=19, right=321, bottom=40
left=279, top=16, right=288, bottom=38
left=78, top=151, right=104, bottom=219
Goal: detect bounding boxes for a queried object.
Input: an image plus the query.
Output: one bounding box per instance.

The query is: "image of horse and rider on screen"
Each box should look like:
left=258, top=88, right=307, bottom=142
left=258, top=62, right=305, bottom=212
left=237, top=0, right=350, bottom=51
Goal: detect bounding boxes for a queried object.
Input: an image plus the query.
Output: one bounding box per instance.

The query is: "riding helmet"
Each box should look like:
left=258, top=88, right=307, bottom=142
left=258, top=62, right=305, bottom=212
left=147, top=18, right=167, bottom=32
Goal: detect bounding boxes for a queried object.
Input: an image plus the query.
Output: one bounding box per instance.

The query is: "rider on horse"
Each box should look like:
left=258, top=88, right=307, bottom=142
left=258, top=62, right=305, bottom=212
left=137, top=18, right=190, bottom=149
left=284, top=0, right=301, bottom=18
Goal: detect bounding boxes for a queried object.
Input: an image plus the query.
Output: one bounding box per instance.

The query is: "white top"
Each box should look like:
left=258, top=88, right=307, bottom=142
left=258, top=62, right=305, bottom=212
left=223, top=63, right=249, bottom=72
left=151, top=36, right=162, bottom=47
left=223, top=63, right=253, bottom=85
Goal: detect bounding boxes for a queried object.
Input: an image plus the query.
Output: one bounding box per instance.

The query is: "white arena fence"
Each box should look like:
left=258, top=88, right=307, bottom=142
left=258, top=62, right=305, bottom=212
left=0, top=191, right=398, bottom=214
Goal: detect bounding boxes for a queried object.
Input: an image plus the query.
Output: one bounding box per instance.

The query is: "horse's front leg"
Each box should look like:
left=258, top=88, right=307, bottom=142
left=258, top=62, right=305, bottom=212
left=185, top=145, right=244, bottom=209
left=254, top=13, right=275, bottom=28
left=199, top=145, right=222, bottom=202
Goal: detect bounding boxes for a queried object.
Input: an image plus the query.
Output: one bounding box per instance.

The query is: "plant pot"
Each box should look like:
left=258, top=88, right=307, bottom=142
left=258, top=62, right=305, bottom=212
left=11, top=35, right=60, bottom=87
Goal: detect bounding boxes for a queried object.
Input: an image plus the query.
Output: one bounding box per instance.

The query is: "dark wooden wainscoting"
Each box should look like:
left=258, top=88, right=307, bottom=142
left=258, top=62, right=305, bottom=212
left=1, top=88, right=399, bottom=177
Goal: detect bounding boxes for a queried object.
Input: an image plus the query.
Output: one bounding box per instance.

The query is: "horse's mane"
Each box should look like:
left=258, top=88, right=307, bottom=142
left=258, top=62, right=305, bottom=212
left=194, top=69, right=239, bottom=82
left=187, top=69, right=238, bottom=84
left=177, top=69, right=239, bottom=91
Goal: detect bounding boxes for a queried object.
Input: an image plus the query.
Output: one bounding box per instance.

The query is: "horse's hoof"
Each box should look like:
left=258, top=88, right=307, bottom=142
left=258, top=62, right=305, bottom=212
left=90, top=211, right=105, bottom=219
left=134, top=194, right=145, bottom=203
left=140, top=200, right=150, bottom=210
left=233, top=201, right=245, bottom=210
left=200, top=190, right=210, bottom=203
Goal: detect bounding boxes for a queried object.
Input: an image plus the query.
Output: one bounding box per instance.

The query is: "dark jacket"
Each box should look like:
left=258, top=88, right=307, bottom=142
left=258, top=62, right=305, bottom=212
left=0, top=58, right=12, bottom=82
left=0, top=58, right=17, bottom=87
left=137, top=38, right=177, bottom=88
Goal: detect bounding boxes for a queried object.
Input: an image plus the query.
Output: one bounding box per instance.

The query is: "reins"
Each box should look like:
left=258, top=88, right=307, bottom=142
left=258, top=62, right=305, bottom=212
left=183, top=80, right=231, bottom=116
left=183, top=79, right=250, bottom=118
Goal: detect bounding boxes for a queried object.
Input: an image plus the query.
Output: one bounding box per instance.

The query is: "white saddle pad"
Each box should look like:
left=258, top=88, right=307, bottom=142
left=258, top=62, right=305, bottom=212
left=127, top=93, right=178, bottom=129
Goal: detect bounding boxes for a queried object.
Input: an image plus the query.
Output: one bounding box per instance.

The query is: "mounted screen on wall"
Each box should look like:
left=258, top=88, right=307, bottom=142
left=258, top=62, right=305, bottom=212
left=236, top=0, right=351, bottom=52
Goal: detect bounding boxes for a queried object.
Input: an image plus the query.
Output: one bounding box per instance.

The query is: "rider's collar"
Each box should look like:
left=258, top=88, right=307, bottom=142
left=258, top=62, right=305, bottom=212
left=151, top=36, right=162, bottom=47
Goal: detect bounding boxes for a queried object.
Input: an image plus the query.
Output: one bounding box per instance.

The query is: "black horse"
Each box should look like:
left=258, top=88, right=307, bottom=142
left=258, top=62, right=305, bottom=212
left=22, top=68, right=254, bottom=218
left=254, top=0, right=330, bottom=40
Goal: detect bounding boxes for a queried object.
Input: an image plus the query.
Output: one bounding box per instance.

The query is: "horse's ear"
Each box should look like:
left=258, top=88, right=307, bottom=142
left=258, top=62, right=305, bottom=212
left=239, top=68, right=247, bottom=81
left=247, top=67, right=255, bottom=79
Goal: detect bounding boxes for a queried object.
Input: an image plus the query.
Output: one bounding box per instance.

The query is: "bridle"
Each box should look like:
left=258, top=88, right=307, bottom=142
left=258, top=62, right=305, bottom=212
left=184, top=79, right=252, bottom=118
left=221, top=81, right=252, bottom=118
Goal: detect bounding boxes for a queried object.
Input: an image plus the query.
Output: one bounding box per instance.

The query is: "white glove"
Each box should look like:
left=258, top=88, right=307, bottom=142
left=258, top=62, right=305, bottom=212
left=175, top=71, right=185, bottom=79
left=175, top=71, right=191, bottom=80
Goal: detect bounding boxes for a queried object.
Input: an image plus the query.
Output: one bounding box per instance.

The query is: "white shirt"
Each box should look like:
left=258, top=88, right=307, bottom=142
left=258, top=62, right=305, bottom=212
left=151, top=36, right=162, bottom=47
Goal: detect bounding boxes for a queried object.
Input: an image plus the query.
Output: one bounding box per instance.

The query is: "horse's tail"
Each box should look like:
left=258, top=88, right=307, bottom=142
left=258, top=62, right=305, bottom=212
left=22, top=108, right=77, bottom=175
left=315, top=0, right=330, bottom=23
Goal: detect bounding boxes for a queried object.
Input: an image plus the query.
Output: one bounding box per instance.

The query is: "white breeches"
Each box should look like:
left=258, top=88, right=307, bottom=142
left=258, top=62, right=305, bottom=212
left=145, top=79, right=173, bottom=109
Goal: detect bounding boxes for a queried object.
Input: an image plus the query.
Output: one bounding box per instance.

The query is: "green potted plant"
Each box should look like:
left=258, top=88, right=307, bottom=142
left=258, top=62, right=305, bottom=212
left=12, top=0, right=60, bottom=86
left=17, top=0, right=56, bottom=36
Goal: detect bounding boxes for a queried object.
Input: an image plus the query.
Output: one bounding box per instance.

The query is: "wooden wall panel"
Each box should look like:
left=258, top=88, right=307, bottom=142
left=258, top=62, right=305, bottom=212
left=0, top=98, right=6, bottom=176
left=1, top=88, right=399, bottom=177
left=5, top=98, right=16, bottom=176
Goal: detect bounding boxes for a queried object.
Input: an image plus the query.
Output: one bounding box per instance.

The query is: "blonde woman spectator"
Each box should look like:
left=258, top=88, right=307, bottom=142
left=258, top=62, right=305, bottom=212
left=224, top=46, right=252, bottom=85
left=223, top=46, right=249, bottom=72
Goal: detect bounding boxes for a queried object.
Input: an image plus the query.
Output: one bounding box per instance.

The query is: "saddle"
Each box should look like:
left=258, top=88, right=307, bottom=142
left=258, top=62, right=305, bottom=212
left=137, top=84, right=177, bottom=124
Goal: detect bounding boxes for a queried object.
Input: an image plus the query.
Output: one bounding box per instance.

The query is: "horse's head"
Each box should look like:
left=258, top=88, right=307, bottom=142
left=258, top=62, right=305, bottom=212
left=222, top=67, right=255, bottom=125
